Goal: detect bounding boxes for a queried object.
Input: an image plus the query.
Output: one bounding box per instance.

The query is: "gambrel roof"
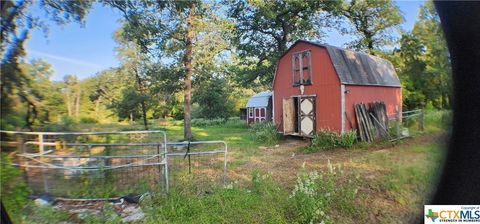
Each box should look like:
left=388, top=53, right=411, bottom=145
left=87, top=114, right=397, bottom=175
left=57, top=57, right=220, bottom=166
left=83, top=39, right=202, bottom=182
left=278, top=40, right=401, bottom=87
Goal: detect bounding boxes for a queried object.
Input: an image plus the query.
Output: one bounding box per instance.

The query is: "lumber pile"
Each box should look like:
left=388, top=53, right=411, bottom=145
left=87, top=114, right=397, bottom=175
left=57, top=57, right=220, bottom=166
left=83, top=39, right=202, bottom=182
left=353, top=101, right=389, bottom=142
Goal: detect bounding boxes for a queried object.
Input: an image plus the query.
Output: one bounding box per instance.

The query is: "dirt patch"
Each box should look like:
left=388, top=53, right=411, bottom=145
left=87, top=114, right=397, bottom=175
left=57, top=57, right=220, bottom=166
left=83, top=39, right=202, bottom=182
left=229, top=133, right=445, bottom=187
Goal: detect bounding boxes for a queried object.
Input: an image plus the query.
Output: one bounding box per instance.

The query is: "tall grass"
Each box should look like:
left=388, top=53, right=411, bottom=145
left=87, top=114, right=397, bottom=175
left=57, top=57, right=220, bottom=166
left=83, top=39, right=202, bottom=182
left=163, top=117, right=247, bottom=128
left=289, top=162, right=361, bottom=224
left=249, top=122, right=281, bottom=146
left=424, top=110, right=451, bottom=132
left=303, top=130, right=357, bottom=153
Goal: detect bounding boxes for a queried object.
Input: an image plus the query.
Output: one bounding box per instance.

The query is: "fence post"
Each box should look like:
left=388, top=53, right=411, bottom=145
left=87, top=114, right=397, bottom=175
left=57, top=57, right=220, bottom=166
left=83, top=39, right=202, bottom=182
left=16, top=133, right=30, bottom=186
left=38, top=134, right=44, bottom=160
left=395, top=106, right=401, bottom=138
left=15, top=133, right=24, bottom=153
left=38, top=133, right=49, bottom=193
left=419, top=110, right=425, bottom=132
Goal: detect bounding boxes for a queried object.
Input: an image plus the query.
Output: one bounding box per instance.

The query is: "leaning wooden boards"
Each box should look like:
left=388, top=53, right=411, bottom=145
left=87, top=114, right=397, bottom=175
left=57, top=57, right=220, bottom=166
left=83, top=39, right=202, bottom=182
left=354, top=101, right=389, bottom=142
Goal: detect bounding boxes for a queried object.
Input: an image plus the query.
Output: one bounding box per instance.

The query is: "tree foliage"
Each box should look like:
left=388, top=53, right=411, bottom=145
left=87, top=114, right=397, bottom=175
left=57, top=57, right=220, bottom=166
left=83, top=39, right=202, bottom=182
left=228, top=0, right=342, bottom=87
left=0, top=0, right=453, bottom=133
left=341, top=0, right=404, bottom=53
left=393, top=1, right=451, bottom=110
left=193, top=77, right=234, bottom=119
left=1, top=0, right=92, bottom=129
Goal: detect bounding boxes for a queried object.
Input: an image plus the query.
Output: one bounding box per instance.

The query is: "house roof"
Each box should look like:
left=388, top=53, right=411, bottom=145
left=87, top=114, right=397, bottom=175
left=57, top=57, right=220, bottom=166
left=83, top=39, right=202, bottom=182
left=246, top=91, right=272, bottom=108
left=277, top=40, right=401, bottom=87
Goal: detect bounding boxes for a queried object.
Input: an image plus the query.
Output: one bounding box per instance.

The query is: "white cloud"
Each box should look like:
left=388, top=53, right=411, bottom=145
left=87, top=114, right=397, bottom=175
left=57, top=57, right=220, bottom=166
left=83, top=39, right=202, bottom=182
left=28, top=50, right=102, bottom=69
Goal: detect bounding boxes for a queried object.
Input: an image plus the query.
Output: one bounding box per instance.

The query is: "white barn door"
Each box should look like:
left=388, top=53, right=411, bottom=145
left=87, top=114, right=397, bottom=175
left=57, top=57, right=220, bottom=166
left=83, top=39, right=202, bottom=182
left=299, top=97, right=316, bottom=137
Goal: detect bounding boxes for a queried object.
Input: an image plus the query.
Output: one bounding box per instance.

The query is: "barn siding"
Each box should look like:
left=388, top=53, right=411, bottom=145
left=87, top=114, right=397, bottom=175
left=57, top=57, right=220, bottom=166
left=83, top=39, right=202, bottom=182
left=343, top=85, right=402, bottom=132
left=273, top=42, right=342, bottom=133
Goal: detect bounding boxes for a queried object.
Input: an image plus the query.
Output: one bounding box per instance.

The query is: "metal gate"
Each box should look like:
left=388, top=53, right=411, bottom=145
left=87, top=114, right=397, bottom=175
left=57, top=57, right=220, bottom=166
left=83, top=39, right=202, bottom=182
left=0, top=130, right=228, bottom=198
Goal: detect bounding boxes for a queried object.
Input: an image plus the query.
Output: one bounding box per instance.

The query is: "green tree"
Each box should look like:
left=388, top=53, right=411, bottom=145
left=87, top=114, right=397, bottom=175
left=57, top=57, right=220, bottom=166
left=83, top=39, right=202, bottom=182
left=193, top=77, right=234, bottom=119
left=110, top=88, right=146, bottom=123
left=341, top=0, right=404, bottom=53
left=1, top=0, right=92, bottom=129
left=106, top=1, right=231, bottom=139
left=389, top=2, right=451, bottom=110
left=22, top=60, right=64, bottom=123
left=114, top=28, right=150, bottom=129
left=412, top=1, right=451, bottom=109
left=228, top=0, right=341, bottom=87
left=86, top=68, right=130, bottom=122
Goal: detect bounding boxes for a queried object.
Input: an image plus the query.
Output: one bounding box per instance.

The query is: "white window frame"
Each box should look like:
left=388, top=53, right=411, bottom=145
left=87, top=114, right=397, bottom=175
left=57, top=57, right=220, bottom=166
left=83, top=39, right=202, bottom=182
left=248, top=108, right=254, bottom=118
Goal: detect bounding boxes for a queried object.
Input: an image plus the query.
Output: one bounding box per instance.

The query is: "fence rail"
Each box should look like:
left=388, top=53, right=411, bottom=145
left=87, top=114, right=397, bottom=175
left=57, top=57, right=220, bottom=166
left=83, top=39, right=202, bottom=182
left=388, top=109, right=425, bottom=141
left=0, top=130, right=228, bottom=198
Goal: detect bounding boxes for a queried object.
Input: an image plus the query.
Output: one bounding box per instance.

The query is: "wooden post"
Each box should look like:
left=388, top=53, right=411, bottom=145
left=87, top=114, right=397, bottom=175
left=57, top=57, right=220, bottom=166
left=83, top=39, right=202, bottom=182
left=419, top=110, right=425, bottom=132
left=395, top=106, right=401, bottom=138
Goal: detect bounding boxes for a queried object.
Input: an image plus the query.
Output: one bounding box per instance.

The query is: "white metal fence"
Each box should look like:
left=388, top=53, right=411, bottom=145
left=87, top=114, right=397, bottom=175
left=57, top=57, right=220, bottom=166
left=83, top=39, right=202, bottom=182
left=0, top=130, right=227, bottom=198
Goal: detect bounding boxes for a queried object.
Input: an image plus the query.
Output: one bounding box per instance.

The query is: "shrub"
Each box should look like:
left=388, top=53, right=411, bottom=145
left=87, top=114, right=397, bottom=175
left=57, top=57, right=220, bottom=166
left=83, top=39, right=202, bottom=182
left=249, top=122, right=280, bottom=146
left=79, top=116, right=98, bottom=124
left=303, top=130, right=357, bottom=153
left=41, top=115, right=78, bottom=132
left=337, top=131, right=357, bottom=148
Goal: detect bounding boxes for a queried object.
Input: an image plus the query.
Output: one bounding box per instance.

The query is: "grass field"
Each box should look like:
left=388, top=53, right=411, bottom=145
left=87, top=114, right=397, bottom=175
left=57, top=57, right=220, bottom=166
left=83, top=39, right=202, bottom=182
left=3, top=113, right=449, bottom=223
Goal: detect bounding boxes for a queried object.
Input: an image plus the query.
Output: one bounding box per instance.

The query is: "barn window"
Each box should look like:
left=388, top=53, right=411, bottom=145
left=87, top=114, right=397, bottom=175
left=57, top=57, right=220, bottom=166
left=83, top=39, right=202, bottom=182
left=248, top=108, right=254, bottom=118
left=292, top=50, right=312, bottom=86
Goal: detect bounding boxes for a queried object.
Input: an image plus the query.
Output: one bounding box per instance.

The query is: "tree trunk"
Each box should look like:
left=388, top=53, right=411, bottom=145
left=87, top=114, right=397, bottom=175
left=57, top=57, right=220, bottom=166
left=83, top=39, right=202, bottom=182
left=66, top=86, right=72, bottom=116
left=183, top=4, right=195, bottom=140
left=133, top=66, right=148, bottom=130
left=95, top=96, right=101, bottom=120
left=140, top=101, right=148, bottom=130
left=75, top=85, right=81, bottom=118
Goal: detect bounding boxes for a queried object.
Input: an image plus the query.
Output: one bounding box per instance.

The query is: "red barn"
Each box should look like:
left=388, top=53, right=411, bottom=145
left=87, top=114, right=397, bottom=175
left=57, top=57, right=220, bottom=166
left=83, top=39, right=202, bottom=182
left=273, top=40, right=402, bottom=137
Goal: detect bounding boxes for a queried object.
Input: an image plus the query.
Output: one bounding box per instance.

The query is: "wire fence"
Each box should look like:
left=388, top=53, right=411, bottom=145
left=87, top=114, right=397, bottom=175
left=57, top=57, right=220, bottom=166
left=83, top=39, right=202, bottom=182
left=388, top=109, right=425, bottom=141
left=0, top=130, right=227, bottom=199
left=166, top=141, right=227, bottom=193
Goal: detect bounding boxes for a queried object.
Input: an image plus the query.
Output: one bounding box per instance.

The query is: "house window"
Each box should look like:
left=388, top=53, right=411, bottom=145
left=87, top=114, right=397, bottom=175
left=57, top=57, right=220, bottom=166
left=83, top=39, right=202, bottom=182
left=248, top=108, right=254, bottom=118
left=292, top=50, right=312, bottom=86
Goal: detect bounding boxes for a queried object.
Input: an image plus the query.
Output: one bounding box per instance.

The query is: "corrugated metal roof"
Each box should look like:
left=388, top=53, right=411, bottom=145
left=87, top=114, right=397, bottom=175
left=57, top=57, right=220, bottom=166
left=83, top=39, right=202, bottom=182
left=246, top=91, right=272, bottom=108
left=279, top=40, right=401, bottom=87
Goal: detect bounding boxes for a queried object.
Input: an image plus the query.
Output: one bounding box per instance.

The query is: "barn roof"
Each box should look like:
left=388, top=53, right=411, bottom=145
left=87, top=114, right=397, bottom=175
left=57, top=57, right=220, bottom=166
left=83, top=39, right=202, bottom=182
left=246, top=91, right=272, bottom=108
left=281, top=40, right=401, bottom=87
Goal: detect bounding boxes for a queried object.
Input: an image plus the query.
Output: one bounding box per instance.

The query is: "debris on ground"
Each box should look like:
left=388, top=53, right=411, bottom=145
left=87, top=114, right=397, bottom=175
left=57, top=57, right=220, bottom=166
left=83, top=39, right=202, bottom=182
left=33, top=194, right=146, bottom=222
left=34, top=194, right=54, bottom=206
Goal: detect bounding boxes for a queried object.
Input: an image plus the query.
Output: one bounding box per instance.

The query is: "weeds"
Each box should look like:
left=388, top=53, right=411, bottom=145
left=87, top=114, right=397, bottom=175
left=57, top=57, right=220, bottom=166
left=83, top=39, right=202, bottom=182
left=143, top=172, right=289, bottom=224
left=303, top=130, right=357, bottom=153
left=0, top=153, right=30, bottom=223
left=249, top=122, right=281, bottom=146
left=288, top=161, right=361, bottom=224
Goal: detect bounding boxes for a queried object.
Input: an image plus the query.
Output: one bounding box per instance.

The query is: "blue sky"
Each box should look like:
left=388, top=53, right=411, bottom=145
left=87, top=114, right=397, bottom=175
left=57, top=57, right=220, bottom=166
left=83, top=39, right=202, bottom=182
left=25, top=1, right=424, bottom=81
